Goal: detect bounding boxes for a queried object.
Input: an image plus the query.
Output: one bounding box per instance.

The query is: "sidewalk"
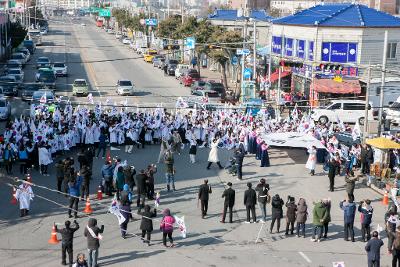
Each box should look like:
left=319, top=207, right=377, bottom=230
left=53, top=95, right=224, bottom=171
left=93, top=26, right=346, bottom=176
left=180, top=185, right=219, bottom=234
left=198, top=66, right=238, bottom=91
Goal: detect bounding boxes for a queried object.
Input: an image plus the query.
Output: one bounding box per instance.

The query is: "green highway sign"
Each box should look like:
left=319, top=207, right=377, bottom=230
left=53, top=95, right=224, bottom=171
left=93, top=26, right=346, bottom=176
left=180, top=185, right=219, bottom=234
left=99, top=9, right=111, bottom=17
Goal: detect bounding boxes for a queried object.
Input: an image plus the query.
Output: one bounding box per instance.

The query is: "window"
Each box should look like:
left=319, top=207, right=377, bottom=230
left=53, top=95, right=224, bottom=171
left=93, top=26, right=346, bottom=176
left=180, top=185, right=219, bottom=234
left=328, top=103, right=341, bottom=110
left=343, top=103, right=365, bottom=110
left=387, top=43, right=397, bottom=59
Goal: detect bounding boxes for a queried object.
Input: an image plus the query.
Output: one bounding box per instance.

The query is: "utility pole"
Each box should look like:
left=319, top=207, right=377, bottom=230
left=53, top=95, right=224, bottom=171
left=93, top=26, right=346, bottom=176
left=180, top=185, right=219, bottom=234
left=378, top=30, right=388, bottom=136
left=240, top=19, right=247, bottom=101
left=363, top=63, right=371, bottom=142
left=252, top=19, right=256, bottom=81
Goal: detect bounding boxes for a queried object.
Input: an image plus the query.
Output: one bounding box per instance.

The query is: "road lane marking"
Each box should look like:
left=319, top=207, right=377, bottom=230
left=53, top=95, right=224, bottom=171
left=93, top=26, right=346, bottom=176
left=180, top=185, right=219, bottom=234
left=298, top=251, right=312, bottom=263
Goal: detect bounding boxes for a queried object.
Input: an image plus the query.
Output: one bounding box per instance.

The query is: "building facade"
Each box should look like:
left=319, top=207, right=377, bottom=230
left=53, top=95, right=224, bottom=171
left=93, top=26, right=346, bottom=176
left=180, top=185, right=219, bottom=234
left=270, top=3, right=400, bottom=104
left=230, top=0, right=270, bottom=10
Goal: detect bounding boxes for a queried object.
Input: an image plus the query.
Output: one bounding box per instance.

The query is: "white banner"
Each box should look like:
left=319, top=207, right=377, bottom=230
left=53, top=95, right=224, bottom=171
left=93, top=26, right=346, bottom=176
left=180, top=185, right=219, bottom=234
left=262, top=132, right=326, bottom=149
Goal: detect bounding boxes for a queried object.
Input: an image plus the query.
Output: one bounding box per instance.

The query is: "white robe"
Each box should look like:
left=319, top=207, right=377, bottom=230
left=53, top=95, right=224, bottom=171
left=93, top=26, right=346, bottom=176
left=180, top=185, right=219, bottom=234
left=39, top=147, right=52, bottom=165
left=305, top=148, right=317, bottom=170
left=16, top=183, right=34, bottom=210
left=208, top=139, right=220, bottom=163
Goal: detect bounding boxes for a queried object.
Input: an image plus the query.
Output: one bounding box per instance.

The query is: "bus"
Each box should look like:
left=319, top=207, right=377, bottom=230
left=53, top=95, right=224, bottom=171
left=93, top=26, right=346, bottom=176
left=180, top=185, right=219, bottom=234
left=28, top=29, right=42, bottom=46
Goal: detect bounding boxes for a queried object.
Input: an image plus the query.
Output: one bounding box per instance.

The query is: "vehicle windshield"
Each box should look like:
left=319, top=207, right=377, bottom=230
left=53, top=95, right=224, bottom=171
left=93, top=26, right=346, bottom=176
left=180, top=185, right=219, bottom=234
left=147, top=51, right=157, bottom=55
left=74, top=80, right=87, bottom=86
left=39, top=72, right=55, bottom=82
left=53, top=63, right=65, bottom=68
left=0, top=100, right=6, bottom=107
left=169, top=60, right=178, bottom=65
left=119, top=81, right=132, bottom=86
left=189, top=73, right=200, bottom=79
left=390, top=102, right=400, bottom=111
left=33, top=91, right=53, bottom=99
left=7, top=64, right=19, bottom=69
left=207, top=92, right=220, bottom=98
left=12, top=55, right=23, bottom=59
left=25, top=84, right=41, bottom=90
left=38, top=58, right=50, bottom=63
left=196, top=81, right=206, bottom=86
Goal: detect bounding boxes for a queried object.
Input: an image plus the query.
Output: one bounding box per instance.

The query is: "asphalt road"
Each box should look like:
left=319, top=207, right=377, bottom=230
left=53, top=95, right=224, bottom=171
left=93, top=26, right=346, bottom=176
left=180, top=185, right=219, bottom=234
left=0, top=16, right=394, bottom=267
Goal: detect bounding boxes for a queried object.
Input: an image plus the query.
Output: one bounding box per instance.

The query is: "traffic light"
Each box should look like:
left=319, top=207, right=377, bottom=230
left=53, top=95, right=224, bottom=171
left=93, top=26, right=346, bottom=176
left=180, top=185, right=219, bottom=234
left=319, top=64, right=343, bottom=71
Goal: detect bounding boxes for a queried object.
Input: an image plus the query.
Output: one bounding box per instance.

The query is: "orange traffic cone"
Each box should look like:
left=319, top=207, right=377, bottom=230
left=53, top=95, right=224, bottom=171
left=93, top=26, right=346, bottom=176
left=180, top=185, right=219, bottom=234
left=84, top=197, right=93, bottom=214
left=382, top=192, right=389, bottom=205
left=106, top=149, right=111, bottom=162
left=97, top=185, right=103, bottom=200
left=48, top=224, right=59, bottom=244
left=10, top=187, right=17, bottom=205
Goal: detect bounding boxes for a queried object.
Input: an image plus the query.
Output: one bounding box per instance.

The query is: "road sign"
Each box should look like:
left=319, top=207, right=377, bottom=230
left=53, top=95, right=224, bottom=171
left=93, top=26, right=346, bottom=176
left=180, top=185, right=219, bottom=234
left=231, top=56, right=238, bottom=65
left=99, top=9, right=111, bottom=17
left=185, top=37, right=195, bottom=49
left=145, top=19, right=158, bottom=26
left=236, top=48, right=250, bottom=56
left=243, top=68, right=252, bottom=79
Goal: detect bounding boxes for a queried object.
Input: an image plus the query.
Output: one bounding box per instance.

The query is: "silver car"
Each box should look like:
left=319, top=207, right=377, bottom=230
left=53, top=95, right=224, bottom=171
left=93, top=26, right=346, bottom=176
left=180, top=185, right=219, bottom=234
left=7, top=68, right=24, bottom=83
left=0, top=97, right=11, bottom=120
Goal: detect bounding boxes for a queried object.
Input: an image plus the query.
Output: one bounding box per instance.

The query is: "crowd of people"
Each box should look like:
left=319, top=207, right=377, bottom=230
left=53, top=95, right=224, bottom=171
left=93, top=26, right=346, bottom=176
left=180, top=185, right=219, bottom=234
left=8, top=102, right=400, bottom=267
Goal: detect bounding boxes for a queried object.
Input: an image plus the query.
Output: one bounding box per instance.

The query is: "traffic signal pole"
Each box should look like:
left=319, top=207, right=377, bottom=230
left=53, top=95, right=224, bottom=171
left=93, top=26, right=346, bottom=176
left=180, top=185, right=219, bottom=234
left=378, top=30, right=388, bottom=136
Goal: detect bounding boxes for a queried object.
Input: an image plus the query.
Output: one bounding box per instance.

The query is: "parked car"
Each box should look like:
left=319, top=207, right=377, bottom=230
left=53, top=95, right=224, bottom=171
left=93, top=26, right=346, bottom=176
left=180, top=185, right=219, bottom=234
left=190, top=80, right=206, bottom=94
left=32, top=89, right=55, bottom=103
left=152, top=55, right=165, bottom=68
left=0, top=82, right=19, bottom=97
left=0, top=75, right=17, bottom=83
left=0, top=96, right=11, bottom=120
left=181, top=72, right=201, bottom=87
left=23, top=40, right=36, bottom=54
left=11, top=53, right=28, bottom=65
left=191, top=89, right=221, bottom=104
left=6, top=60, right=22, bottom=71
left=40, top=27, right=48, bottom=34
left=36, top=57, right=51, bottom=69
left=6, top=68, right=24, bottom=83
left=122, top=38, right=131, bottom=45
left=310, top=100, right=373, bottom=125
left=53, top=62, right=68, bottom=77
left=36, top=68, right=56, bottom=89
left=22, top=83, right=44, bottom=101
left=166, top=59, right=179, bottom=75
left=116, top=79, right=134, bottom=95
left=175, top=64, right=190, bottom=79
left=16, top=48, right=31, bottom=62
left=385, top=97, right=400, bottom=125
left=115, top=32, right=122, bottom=39
left=143, top=49, right=158, bottom=63
left=204, top=81, right=224, bottom=96
left=72, top=79, right=89, bottom=96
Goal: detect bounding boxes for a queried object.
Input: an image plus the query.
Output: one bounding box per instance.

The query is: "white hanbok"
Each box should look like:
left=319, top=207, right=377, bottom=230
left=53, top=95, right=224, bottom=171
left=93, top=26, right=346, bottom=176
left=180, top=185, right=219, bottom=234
left=305, top=147, right=317, bottom=171
left=15, top=183, right=34, bottom=210
left=39, top=147, right=52, bottom=165
left=208, top=139, right=221, bottom=163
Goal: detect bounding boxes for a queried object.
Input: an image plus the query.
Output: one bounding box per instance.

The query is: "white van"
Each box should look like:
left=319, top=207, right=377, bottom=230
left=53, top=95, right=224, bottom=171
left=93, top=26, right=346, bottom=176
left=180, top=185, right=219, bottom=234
left=386, top=96, right=400, bottom=125
left=311, top=100, right=373, bottom=125
left=175, top=64, right=190, bottom=79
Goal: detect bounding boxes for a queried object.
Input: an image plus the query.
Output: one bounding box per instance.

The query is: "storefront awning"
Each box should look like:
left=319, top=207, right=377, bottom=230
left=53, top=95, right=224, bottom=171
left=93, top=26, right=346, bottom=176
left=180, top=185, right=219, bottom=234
left=313, top=78, right=361, bottom=94
left=366, top=137, right=400, bottom=150
left=269, top=71, right=291, bottom=83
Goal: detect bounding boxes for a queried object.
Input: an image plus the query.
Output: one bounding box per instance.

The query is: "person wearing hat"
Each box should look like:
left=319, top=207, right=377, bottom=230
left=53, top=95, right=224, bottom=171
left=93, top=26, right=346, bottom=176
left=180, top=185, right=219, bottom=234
left=221, top=182, right=235, bottom=223
left=15, top=178, right=34, bottom=217
left=55, top=220, right=80, bottom=266
left=198, top=179, right=212, bottom=219
left=255, top=179, right=270, bottom=223
left=244, top=182, right=257, bottom=223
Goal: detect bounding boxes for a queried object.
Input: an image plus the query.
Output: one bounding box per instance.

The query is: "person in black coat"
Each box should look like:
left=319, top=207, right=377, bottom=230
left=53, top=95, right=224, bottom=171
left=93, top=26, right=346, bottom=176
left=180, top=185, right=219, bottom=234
left=55, top=220, right=79, bottom=266
left=221, top=182, right=235, bottom=223
left=80, top=165, right=92, bottom=200
left=235, top=141, right=246, bottom=180
left=139, top=205, right=157, bottom=245
left=244, top=182, right=257, bottom=223
left=77, top=148, right=87, bottom=169
left=84, top=147, right=94, bottom=170
left=270, top=194, right=284, bottom=233
left=135, top=170, right=148, bottom=212
left=138, top=126, right=147, bottom=149
left=198, top=179, right=212, bottom=218
left=328, top=157, right=339, bottom=192
left=285, top=196, right=297, bottom=235
left=365, top=231, right=384, bottom=267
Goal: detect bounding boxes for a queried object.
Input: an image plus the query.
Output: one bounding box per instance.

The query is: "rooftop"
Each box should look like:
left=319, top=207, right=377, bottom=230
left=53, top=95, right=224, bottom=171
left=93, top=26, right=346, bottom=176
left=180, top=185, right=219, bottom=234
left=208, top=9, right=273, bottom=22
left=273, top=3, right=400, bottom=27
